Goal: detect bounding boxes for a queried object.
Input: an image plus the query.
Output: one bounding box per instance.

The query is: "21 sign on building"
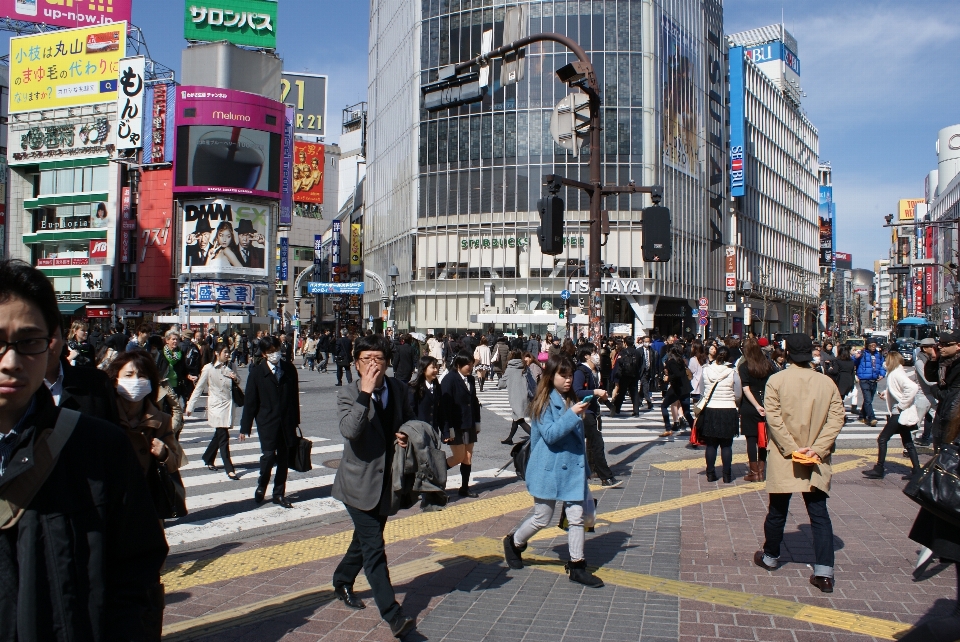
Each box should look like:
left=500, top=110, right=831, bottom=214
left=185, top=0, right=277, bottom=49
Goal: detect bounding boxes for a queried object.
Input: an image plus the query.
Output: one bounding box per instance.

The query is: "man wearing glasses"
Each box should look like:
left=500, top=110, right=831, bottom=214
left=924, top=331, right=960, bottom=451
left=0, top=259, right=167, bottom=638
left=331, top=333, right=417, bottom=638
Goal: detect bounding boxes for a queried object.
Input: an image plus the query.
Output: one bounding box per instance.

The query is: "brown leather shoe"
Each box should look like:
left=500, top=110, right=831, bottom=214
left=753, top=550, right=778, bottom=571
left=809, top=575, right=834, bottom=593
left=743, top=462, right=762, bottom=482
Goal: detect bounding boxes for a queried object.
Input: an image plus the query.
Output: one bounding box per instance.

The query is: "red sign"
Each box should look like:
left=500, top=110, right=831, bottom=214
left=151, top=86, right=168, bottom=164
left=293, top=141, right=325, bottom=204
left=725, top=276, right=736, bottom=288
left=926, top=226, right=935, bottom=307
left=89, top=240, right=108, bottom=259
left=86, top=308, right=112, bottom=318
left=915, top=268, right=924, bottom=315
left=136, top=168, right=175, bottom=300
left=37, top=258, right=89, bottom=266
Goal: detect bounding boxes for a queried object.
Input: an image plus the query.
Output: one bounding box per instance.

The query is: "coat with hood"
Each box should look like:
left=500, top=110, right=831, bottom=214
left=497, top=358, right=529, bottom=421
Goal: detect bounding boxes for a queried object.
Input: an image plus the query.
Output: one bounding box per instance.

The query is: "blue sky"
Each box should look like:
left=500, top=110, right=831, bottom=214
left=130, top=0, right=960, bottom=271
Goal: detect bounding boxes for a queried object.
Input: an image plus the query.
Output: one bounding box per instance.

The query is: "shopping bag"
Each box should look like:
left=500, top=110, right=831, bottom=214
left=757, top=421, right=768, bottom=449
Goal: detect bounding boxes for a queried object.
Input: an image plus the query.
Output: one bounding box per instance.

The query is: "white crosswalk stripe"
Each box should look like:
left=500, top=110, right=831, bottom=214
left=166, top=408, right=514, bottom=549
left=477, top=385, right=896, bottom=445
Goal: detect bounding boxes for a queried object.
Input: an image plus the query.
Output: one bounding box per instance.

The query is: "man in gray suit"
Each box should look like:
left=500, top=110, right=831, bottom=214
left=331, top=334, right=417, bottom=639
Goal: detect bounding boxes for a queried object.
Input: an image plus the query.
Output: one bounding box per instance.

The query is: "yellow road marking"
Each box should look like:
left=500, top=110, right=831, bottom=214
left=163, top=457, right=875, bottom=591
left=433, top=537, right=913, bottom=640
left=652, top=449, right=911, bottom=471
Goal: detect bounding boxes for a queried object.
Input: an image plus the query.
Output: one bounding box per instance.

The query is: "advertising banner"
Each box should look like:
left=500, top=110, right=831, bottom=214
left=184, top=0, right=277, bottom=49
left=180, top=198, right=271, bottom=279
left=926, top=226, right=935, bottom=307
left=724, top=245, right=736, bottom=291
left=661, top=16, right=703, bottom=177
left=307, top=281, right=364, bottom=295
left=80, top=265, right=111, bottom=295
left=293, top=141, right=324, bottom=204
left=279, top=236, right=288, bottom=281
left=0, top=0, right=131, bottom=29
left=728, top=47, right=745, bottom=197
left=136, top=168, right=175, bottom=299
left=331, top=220, right=341, bottom=281
left=314, top=234, right=322, bottom=266
left=281, top=72, right=327, bottom=137
left=189, top=280, right=255, bottom=308
left=898, top=198, right=924, bottom=222
left=279, top=105, right=294, bottom=225
left=174, top=86, right=284, bottom=198
left=834, top=252, right=852, bottom=270
left=9, top=23, right=126, bottom=114
left=350, top=223, right=361, bottom=266
left=10, top=115, right=115, bottom=164
left=143, top=83, right=175, bottom=164
left=116, top=56, right=145, bottom=150
left=818, top=185, right=834, bottom=266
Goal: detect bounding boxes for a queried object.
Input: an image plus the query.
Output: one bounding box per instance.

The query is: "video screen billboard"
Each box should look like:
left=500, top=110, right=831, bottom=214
left=180, top=198, right=271, bottom=279
left=819, top=185, right=834, bottom=267
left=174, top=86, right=284, bottom=198
left=9, top=22, right=126, bottom=113
left=1, top=0, right=131, bottom=29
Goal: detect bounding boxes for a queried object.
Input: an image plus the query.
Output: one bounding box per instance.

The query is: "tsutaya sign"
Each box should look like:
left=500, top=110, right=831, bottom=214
left=568, top=278, right=643, bottom=295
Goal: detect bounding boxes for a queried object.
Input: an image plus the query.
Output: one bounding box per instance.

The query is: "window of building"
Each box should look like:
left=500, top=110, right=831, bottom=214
left=38, top=165, right=108, bottom=196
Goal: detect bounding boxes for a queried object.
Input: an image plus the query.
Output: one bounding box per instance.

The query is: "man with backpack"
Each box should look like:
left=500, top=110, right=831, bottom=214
left=575, top=345, right=622, bottom=488
left=612, top=338, right=642, bottom=417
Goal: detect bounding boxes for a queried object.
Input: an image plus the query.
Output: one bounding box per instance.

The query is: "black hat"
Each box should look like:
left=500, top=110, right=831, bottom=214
left=939, top=331, right=960, bottom=345
left=193, top=217, right=213, bottom=234
left=235, top=219, right=258, bottom=234
left=785, top=333, right=813, bottom=362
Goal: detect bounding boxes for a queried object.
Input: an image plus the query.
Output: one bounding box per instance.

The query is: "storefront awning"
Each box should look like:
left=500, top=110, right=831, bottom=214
left=58, top=302, right=86, bottom=315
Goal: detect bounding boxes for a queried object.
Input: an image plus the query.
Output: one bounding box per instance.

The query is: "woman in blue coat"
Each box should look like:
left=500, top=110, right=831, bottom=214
left=502, top=354, right=603, bottom=588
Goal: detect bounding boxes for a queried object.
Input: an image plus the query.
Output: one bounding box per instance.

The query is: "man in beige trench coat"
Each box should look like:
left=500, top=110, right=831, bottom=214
left=753, top=333, right=846, bottom=593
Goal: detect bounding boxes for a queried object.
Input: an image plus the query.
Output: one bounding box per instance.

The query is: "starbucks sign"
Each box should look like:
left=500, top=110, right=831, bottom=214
left=185, top=0, right=278, bottom=48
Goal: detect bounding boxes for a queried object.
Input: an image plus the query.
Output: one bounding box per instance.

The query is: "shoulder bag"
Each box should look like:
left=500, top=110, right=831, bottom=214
left=903, top=441, right=960, bottom=527
left=693, top=369, right=731, bottom=418
left=290, top=427, right=313, bottom=473
left=0, top=408, right=81, bottom=530
left=151, top=458, right=188, bottom=519
left=231, top=379, right=245, bottom=407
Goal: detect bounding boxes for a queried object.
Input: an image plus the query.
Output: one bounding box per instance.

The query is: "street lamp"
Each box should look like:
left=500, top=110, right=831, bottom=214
left=387, top=264, right=399, bottom=331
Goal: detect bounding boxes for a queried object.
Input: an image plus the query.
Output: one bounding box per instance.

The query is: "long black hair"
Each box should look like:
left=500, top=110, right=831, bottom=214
left=411, top=355, right=439, bottom=403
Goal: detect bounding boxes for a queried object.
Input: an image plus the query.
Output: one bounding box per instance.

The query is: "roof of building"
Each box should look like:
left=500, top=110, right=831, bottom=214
left=728, top=23, right=798, bottom=54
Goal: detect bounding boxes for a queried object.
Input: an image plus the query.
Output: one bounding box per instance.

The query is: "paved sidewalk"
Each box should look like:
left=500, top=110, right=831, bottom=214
left=160, top=442, right=955, bottom=642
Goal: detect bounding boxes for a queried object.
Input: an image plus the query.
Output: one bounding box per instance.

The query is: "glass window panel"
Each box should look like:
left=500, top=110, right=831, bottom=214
left=517, top=166, right=529, bottom=212
left=505, top=112, right=516, bottom=159
left=579, top=4, right=591, bottom=51
left=618, top=109, right=630, bottom=156
left=83, top=167, right=93, bottom=192
left=618, top=55, right=630, bottom=107
left=480, top=168, right=492, bottom=212
left=436, top=173, right=448, bottom=216
left=419, top=122, right=427, bottom=166
left=447, top=117, right=459, bottom=163
left=438, top=119, right=448, bottom=164
left=426, top=173, right=437, bottom=217
left=631, top=54, right=642, bottom=107
left=439, top=16, right=450, bottom=66
left=630, top=1, right=642, bottom=51
left=617, top=0, right=629, bottom=49
left=40, top=171, right=54, bottom=195
left=631, top=109, right=643, bottom=159
left=447, top=171, right=459, bottom=215
left=469, top=169, right=481, bottom=213
left=504, top=165, right=516, bottom=212
left=92, top=166, right=108, bottom=191
left=592, top=2, right=603, bottom=51
left=459, top=117, right=470, bottom=161
left=428, top=120, right=438, bottom=165
left=481, top=114, right=492, bottom=159
left=604, top=108, right=617, bottom=155
left=604, top=0, right=616, bottom=50
left=469, top=115, right=481, bottom=160
left=493, top=113, right=504, bottom=159
left=517, top=111, right=528, bottom=158
left=429, top=18, right=440, bottom=68
left=57, top=168, right=74, bottom=193
left=605, top=54, right=617, bottom=106
left=542, top=111, right=553, bottom=157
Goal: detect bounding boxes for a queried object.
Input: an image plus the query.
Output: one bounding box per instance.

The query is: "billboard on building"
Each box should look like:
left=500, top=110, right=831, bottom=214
left=898, top=198, right=924, bottom=221
left=293, top=141, right=324, bottom=204
left=143, top=83, right=176, bottom=164
left=728, top=47, right=745, bottom=197
left=819, top=185, right=834, bottom=266
left=9, top=115, right=116, bottom=165
left=0, top=0, right=131, bottom=29
left=174, top=86, right=284, bottom=199
left=184, top=0, right=277, bottom=49
left=188, top=280, right=255, bottom=308
left=350, top=223, right=361, bottom=266
left=661, top=16, right=702, bottom=177
left=281, top=72, right=328, bottom=138
left=834, top=252, right=852, bottom=270
left=180, top=198, right=272, bottom=279
left=115, top=56, right=145, bottom=150
left=9, top=23, right=126, bottom=114
left=137, top=168, right=175, bottom=299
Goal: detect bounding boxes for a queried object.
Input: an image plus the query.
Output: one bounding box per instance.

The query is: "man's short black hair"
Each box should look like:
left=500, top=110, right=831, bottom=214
left=0, top=259, right=59, bottom=335
left=353, top=333, right=392, bottom=361
left=258, top=335, right=278, bottom=352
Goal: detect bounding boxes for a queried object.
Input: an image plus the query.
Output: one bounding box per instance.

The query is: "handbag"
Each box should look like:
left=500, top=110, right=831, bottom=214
left=689, top=420, right=705, bottom=446
left=511, top=438, right=531, bottom=480
left=903, top=441, right=960, bottom=527
left=757, top=420, right=768, bottom=449
left=151, top=460, right=187, bottom=519
left=290, top=427, right=313, bottom=473
left=231, top=380, right=245, bottom=407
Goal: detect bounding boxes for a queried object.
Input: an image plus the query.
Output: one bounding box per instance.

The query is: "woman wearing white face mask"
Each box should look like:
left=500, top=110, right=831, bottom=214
left=106, top=351, right=184, bottom=518
left=186, top=345, right=240, bottom=479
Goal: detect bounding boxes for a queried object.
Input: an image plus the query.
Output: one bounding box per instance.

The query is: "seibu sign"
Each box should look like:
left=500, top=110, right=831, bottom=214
left=568, top=278, right=643, bottom=295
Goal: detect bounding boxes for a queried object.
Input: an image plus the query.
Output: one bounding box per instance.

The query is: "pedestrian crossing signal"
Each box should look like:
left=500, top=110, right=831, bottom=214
left=559, top=309, right=565, bottom=319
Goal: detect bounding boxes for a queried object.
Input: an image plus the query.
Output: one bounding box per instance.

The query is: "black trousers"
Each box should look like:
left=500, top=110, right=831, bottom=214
left=257, top=431, right=289, bottom=497
left=332, top=504, right=401, bottom=622
left=337, top=362, right=354, bottom=384
left=704, top=436, right=733, bottom=477
left=203, top=427, right=235, bottom=473
left=613, top=377, right=640, bottom=415
left=762, top=489, right=835, bottom=572
left=583, top=413, right=613, bottom=480
left=877, top=414, right=920, bottom=470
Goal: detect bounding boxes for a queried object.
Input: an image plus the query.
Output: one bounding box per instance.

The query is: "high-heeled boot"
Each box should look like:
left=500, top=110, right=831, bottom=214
left=743, top=462, right=762, bottom=482
left=903, top=442, right=922, bottom=480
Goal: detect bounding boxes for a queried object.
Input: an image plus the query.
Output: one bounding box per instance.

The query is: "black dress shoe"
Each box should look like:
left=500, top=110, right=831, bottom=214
left=753, top=550, right=778, bottom=571
left=254, top=486, right=266, bottom=504
left=458, top=488, right=479, bottom=498
left=809, top=575, right=834, bottom=593
left=389, top=613, right=415, bottom=638
left=333, top=584, right=366, bottom=609
left=705, top=471, right=718, bottom=482
left=273, top=496, right=294, bottom=508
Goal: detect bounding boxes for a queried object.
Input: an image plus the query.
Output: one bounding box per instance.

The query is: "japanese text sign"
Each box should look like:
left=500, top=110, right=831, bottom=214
left=115, top=56, right=144, bottom=150
left=190, top=281, right=255, bottom=307
left=185, top=0, right=277, bottom=49
left=9, top=22, right=127, bottom=114
left=0, top=0, right=131, bottom=30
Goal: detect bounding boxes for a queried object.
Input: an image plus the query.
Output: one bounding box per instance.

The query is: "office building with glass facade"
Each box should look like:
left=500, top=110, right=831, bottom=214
left=365, top=0, right=727, bottom=336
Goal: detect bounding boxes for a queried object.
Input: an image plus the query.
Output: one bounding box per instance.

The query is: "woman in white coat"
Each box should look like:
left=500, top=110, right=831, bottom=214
left=186, top=344, right=241, bottom=480
left=863, top=349, right=922, bottom=480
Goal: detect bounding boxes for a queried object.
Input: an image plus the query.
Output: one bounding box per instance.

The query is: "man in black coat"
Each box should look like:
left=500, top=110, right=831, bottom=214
left=392, top=334, right=417, bottom=383
left=317, top=329, right=332, bottom=373
left=335, top=329, right=354, bottom=386
left=0, top=259, right=167, bottom=639
left=925, top=331, right=960, bottom=448
left=45, top=328, right=119, bottom=424
left=240, top=335, right=301, bottom=508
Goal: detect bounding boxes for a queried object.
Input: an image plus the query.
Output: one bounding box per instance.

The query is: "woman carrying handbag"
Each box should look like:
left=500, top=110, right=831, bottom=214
left=739, top=338, right=776, bottom=482
left=862, top=348, right=922, bottom=480
left=699, top=346, right=742, bottom=483
left=186, top=344, right=241, bottom=480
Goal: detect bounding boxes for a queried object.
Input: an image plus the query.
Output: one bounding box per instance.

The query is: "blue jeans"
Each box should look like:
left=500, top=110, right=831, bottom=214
left=762, top=489, right=835, bottom=577
left=859, top=379, right=878, bottom=421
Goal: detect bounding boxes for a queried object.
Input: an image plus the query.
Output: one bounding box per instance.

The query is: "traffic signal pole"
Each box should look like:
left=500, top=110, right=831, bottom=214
left=450, top=32, right=664, bottom=342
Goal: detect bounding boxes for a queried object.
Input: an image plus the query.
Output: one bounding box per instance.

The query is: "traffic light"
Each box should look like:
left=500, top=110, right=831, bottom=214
left=422, top=71, right=488, bottom=112
left=537, top=196, right=565, bottom=255
left=558, top=309, right=565, bottom=320
left=641, top=205, right=672, bottom=262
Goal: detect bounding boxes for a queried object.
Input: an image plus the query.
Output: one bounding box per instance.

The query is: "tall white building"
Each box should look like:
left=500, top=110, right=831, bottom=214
left=728, top=24, right=820, bottom=335
left=364, top=0, right=728, bottom=336
left=874, top=259, right=891, bottom=330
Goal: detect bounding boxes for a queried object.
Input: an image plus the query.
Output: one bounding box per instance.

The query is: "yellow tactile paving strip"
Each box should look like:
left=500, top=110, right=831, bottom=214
left=433, top=537, right=913, bottom=641
left=653, top=448, right=910, bottom=471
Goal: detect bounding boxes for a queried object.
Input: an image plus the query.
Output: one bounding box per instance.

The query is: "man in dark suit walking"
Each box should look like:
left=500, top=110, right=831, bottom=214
left=335, top=329, right=354, bottom=386
left=45, top=326, right=119, bottom=423
left=392, top=333, right=417, bottom=383
left=239, top=336, right=301, bottom=508
left=331, top=333, right=417, bottom=638
left=637, top=335, right=655, bottom=410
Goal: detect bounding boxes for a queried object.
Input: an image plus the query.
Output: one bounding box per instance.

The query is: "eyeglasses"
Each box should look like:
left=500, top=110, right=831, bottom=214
left=0, top=337, right=51, bottom=357
left=358, top=355, right=387, bottom=364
